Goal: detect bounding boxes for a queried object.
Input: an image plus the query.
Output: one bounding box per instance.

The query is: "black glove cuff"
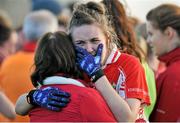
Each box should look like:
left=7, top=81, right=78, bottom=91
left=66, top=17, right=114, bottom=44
left=26, top=89, right=37, bottom=106
left=90, top=69, right=104, bottom=83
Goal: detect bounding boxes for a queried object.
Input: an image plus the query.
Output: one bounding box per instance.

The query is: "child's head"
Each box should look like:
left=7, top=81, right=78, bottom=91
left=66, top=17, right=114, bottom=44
left=68, top=1, right=118, bottom=65
left=146, top=4, right=180, bottom=56
left=31, top=31, right=82, bottom=87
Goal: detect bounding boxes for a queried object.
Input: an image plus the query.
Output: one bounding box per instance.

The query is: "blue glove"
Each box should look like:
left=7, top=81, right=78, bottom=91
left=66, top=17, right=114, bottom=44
left=75, top=44, right=103, bottom=77
left=28, top=87, right=70, bottom=111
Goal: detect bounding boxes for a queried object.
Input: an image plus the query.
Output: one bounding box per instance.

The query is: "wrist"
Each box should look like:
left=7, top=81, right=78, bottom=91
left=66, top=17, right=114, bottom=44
left=26, top=89, right=37, bottom=106
left=90, top=69, right=104, bottom=83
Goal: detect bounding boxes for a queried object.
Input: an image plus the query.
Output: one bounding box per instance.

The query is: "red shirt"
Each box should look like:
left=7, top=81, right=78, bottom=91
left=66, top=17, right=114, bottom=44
left=104, top=48, right=150, bottom=121
left=84, top=48, right=150, bottom=120
left=103, top=48, right=150, bottom=105
left=29, top=77, right=116, bottom=122
left=150, top=48, right=180, bottom=122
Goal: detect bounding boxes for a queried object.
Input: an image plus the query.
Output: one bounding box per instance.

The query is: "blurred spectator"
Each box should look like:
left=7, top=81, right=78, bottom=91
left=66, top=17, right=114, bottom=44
left=0, top=9, right=17, bottom=121
left=0, top=10, right=58, bottom=122
left=135, top=23, right=166, bottom=78
left=0, top=10, right=12, bottom=28
left=13, top=0, right=65, bottom=50
left=31, top=0, right=71, bottom=32
left=146, top=4, right=180, bottom=121
left=57, top=14, right=69, bottom=32
left=0, top=10, right=18, bottom=65
left=0, top=90, right=16, bottom=120
left=128, top=16, right=141, bottom=29
left=31, top=0, right=63, bottom=16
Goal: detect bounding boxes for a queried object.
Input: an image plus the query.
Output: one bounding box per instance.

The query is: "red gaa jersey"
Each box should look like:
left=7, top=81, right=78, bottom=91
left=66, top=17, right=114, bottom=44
left=150, top=48, right=180, bottom=122
left=103, top=47, right=150, bottom=105
left=29, top=76, right=116, bottom=122
left=101, top=47, right=150, bottom=120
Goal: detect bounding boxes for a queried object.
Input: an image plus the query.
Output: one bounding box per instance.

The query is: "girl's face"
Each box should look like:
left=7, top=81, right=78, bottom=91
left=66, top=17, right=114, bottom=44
left=71, top=24, right=109, bottom=65
left=146, top=21, right=169, bottom=56
left=6, top=31, right=18, bottom=54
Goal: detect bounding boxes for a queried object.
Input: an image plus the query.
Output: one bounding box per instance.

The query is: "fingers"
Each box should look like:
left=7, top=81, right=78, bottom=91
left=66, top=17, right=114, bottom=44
left=46, top=104, right=62, bottom=112
left=46, top=86, right=71, bottom=98
left=50, top=96, right=70, bottom=103
left=76, top=53, right=84, bottom=59
left=96, top=44, right=103, bottom=57
left=75, top=46, right=89, bottom=56
left=48, top=101, right=68, bottom=108
left=46, top=96, right=71, bottom=111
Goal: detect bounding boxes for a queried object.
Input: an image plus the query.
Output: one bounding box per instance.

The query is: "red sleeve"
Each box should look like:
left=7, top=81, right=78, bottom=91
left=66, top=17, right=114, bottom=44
left=123, top=55, right=150, bottom=105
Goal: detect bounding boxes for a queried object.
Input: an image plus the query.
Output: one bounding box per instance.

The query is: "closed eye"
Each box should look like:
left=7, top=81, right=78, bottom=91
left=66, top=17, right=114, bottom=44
left=90, top=38, right=101, bottom=43
left=75, top=40, right=85, bottom=46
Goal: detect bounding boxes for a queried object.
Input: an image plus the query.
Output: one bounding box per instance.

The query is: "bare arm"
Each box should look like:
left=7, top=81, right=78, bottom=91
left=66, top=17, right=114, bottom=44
left=15, top=93, right=34, bottom=116
left=0, top=91, right=16, bottom=119
left=94, top=76, right=141, bottom=122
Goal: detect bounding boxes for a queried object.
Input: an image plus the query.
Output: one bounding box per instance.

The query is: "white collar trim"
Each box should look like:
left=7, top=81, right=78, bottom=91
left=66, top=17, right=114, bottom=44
left=104, top=45, right=121, bottom=66
left=42, top=76, right=85, bottom=87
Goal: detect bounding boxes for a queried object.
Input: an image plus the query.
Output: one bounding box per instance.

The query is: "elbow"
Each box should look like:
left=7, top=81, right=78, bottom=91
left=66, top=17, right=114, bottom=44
left=6, top=111, right=16, bottom=120
left=15, top=104, right=28, bottom=116
left=126, top=113, right=136, bottom=122
left=116, top=112, right=136, bottom=122
left=125, top=111, right=138, bottom=122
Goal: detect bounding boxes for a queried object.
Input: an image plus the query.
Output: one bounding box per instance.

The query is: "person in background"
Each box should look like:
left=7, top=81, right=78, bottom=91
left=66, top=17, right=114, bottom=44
left=103, top=0, right=156, bottom=121
left=0, top=10, right=17, bottom=121
left=0, top=10, right=59, bottom=122
left=15, top=0, right=64, bottom=52
left=135, top=23, right=166, bottom=78
left=0, top=10, right=18, bottom=65
left=16, top=1, right=150, bottom=122
left=31, top=0, right=63, bottom=16
left=0, top=90, right=16, bottom=120
left=57, top=14, right=69, bottom=32
left=146, top=4, right=180, bottom=122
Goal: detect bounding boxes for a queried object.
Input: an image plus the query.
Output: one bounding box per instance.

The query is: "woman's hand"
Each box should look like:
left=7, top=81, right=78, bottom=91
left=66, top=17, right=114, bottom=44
left=75, top=44, right=103, bottom=77
left=28, top=87, right=71, bottom=111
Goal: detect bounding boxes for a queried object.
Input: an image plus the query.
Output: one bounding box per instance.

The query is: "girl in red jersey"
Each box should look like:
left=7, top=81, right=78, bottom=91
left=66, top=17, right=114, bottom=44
left=146, top=4, right=180, bottom=122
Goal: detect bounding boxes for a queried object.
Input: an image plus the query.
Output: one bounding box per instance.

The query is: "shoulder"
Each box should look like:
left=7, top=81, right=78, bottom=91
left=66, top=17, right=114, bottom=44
left=74, top=87, right=105, bottom=107
left=114, top=53, right=143, bottom=72
left=119, top=53, right=141, bottom=65
left=162, top=63, right=180, bottom=80
left=78, top=88, right=115, bottom=121
left=167, top=61, right=180, bottom=73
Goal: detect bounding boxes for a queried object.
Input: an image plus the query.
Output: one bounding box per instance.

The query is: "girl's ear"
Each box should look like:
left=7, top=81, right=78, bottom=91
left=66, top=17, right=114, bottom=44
left=164, top=26, right=175, bottom=40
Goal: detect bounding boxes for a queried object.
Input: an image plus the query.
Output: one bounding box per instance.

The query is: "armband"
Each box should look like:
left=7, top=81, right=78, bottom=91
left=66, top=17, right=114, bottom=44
left=90, top=69, right=104, bottom=83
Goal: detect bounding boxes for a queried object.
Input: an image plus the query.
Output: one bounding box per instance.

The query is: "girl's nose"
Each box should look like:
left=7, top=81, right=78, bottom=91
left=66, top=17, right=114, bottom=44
left=85, top=43, right=94, bottom=53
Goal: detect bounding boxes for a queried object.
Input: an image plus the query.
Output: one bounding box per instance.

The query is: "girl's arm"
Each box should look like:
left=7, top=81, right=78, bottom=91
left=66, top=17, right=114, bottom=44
left=0, top=91, right=16, bottom=119
left=15, top=93, right=34, bottom=116
left=15, top=87, right=71, bottom=115
left=94, top=76, right=141, bottom=122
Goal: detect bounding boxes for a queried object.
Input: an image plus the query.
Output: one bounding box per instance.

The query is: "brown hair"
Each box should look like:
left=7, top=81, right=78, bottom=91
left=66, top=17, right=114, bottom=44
left=31, top=31, right=82, bottom=87
left=0, top=23, right=12, bottom=45
left=103, top=0, right=144, bottom=61
left=146, top=4, right=180, bottom=36
left=69, top=1, right=119, bottom=50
